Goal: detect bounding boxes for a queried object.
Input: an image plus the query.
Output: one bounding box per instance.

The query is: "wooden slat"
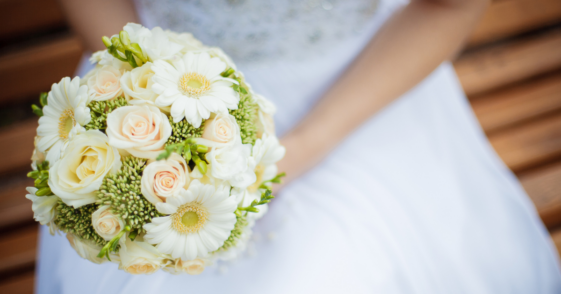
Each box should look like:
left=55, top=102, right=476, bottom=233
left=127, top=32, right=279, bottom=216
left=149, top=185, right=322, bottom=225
left=454, top=28, right=561, bottom=96
left=0, top=0, right=65, bottom=40
left=0, top=119, right=37, bottom=175
left=520, top=162, right=561, bottom=228
left=0, top=272, right=34, bottom=294
left=0, top=178, right=34, bottom=230
left=0, top=35, right=83, bottom=104
left=471, top=71, right=561, bottom=133
left=489, top=114, right=561, bottom=172
left=468, top=0, right=561, bottom=46
left=551, top=229, right=561, bottom=259
left=0, top=226, right=38, bottom=275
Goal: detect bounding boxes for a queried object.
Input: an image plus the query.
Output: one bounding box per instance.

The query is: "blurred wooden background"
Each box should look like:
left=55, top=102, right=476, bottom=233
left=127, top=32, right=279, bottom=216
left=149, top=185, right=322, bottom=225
left=0, top=0, right=561, bottom=292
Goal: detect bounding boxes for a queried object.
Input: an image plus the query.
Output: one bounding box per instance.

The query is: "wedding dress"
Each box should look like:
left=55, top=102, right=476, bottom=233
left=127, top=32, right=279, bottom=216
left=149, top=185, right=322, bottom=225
left=36, top=0, right=561, bottom=293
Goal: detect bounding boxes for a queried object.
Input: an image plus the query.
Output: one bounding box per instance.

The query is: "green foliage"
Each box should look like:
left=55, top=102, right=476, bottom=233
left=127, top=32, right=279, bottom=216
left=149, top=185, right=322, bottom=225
left=238, top=189, right=275, bottom=214
left=54, top=201, right=107, bottom=247
left=102, top=31, right=147, bottom=68
left=158, top=137, right=209, bottom=174
left=97, top=157, right=162, bottom=235
left=31, top=92, right=48, bottom=117
left=229, top=78, right=258, bottom=145
left=166, top=116, right=205, bottom=145
left=238, top=173, right=285, bottom=214
left=27, top=161, right=53, bottom=196
left=97, top=225, right=131, bottom=261
left=84, top=97, right=128, bottom=131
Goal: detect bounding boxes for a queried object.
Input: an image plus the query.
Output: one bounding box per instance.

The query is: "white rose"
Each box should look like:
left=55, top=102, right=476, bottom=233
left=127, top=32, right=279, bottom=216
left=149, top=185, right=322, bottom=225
left=252, top=133, right=286, bottom=167
left=207, top=47, right=237, bottom=70
left=87, top=65, right=123, bottom=101
left=141, top=153, right=190, bottom=207
left=165, top=31, right=204, bottom=53
left=138, top=27, right=183, bottom=62
left=92, top=205, right=124, bottom=241
left=164, top=258, right=208, bottom=275
left=120, top=62, right=162, bottom=108
left=202, top=113, right=240, bottom=145
left=25, top=187, right=58, bottom=235
left=67, top=233, right=108, bottom=264
left=49, top=130, right=121, bottom=208
left=106, top=105, right=172, bottom=159
left=206, top=142, right=255, bottom=188
left=123, top=23, right=152, bottom=44
left=119, top=238, right=168, bottom=275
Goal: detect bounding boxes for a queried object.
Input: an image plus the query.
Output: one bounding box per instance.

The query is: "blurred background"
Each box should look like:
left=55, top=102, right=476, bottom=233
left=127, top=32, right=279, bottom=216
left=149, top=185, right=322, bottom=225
left=0, top=0, right=560, bottom=292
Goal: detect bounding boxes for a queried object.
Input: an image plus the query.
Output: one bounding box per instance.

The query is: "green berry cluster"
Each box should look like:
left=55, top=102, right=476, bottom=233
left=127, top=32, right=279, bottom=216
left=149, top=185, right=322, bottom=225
left=229, top=78, right=258, bottom=145
left=54, top=201, right=107, bottom=247
left=215, top=214, right=249, bottom=252
left=166, top=116, right=205, bottom=145
left=97, top=157, right=162, bottom=235
left=84, top=97, right=128, bottom=131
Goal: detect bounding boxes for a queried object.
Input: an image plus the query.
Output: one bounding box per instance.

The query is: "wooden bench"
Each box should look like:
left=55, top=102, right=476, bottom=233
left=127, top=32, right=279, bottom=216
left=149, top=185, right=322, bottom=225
left=0, top=0, right=561, bottom=292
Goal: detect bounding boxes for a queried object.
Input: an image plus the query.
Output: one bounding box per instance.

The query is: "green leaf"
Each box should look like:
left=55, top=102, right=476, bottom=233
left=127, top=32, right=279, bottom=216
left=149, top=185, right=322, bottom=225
left=39, top=92, right=48, bottom=107
left=31, top=104, right=43, bottom=117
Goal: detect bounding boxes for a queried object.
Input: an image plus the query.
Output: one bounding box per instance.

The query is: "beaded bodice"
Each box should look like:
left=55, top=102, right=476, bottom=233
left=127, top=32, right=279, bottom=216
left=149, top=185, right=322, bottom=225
left=135, top=0, right=381, bottom=65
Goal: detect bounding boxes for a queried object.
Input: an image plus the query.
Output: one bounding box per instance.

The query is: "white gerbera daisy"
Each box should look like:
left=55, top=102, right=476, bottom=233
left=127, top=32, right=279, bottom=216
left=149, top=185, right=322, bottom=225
left=143, top=180, right=237, bottom=261
left=152, top=52, right=239, bottom=127
left=36, top=77, right=91, bottom=164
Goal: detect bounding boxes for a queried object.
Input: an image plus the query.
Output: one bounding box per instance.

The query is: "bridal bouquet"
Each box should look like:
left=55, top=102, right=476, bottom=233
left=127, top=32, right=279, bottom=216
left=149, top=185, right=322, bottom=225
left=26, top=23, right=285, bottom=275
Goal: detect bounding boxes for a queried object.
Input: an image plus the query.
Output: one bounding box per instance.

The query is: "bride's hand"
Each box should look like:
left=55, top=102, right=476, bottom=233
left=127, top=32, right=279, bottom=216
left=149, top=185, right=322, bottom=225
left=273, top=0, right=489, bottom=192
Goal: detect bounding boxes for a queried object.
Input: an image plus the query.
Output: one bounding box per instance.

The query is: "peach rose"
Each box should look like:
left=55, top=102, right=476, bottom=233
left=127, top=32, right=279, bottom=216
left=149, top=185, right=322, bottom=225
left=92, top=205, right=124, bottom=241
left=141, top=153, right=190, bottom=207
left=106, top=105, right=172, bottom=159
left=202, top=113, right=240, bottom=145
left=165, top=258, right=207, bottom=275
left=119, top=238, right=168, bottom=275
left=87, top=65, right=123, bottom=101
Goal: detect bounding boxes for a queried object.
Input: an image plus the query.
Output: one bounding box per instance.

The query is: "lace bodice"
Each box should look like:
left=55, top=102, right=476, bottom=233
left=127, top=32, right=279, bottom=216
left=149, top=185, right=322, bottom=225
left=135, top=0, right=381, bottom=65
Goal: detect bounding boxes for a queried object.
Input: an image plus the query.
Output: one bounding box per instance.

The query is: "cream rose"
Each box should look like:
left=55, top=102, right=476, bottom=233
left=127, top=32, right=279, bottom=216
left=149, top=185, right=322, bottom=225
left=49, top=130, right=121, bottom=208
left=202, top=113, right=240, bottom=145
left=67, top=233, right=108, bottom=264
left=165, top=258, right=207, bottom=275
left=120, top=62, right=160, bottom=107
left=92, top=205, right=124, bottom=241
left=119, top=238, right=168, bottom=275
left=141, top=153, right=190, bottom=207
left=106, top=105, right=172, bottom=159
left=87, top=65, right=123, bottom=101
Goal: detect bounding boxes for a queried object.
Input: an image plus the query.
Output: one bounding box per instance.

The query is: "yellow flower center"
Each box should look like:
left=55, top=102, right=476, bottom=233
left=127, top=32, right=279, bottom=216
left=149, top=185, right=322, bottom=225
left=172, top=203, right=208, bottom=234
left=247, top=165, right=265, bottom=194
left=58, top=109, right=75, bottom=139
left=179, top=73, right=211, bottom=96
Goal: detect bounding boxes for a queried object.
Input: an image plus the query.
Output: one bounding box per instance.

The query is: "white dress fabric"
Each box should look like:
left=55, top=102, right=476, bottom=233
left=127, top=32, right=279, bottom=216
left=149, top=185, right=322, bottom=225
left=36, top=0, right=561, bottom=293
